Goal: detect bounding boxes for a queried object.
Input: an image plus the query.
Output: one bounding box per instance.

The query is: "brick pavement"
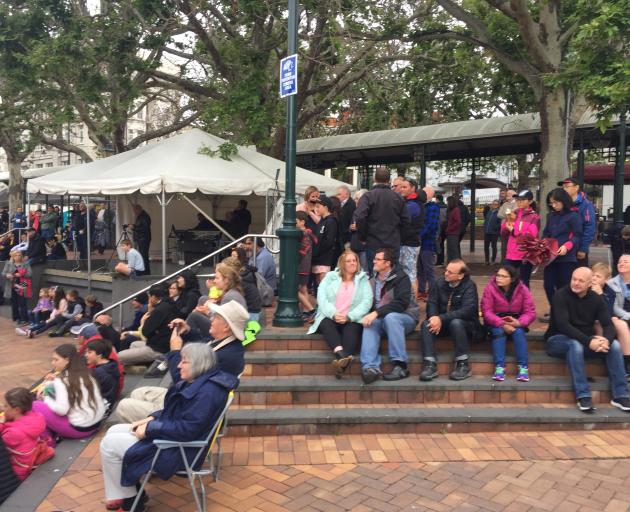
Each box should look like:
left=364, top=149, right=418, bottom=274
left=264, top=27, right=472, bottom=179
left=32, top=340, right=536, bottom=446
left=32, top=430, right=630, bottom=512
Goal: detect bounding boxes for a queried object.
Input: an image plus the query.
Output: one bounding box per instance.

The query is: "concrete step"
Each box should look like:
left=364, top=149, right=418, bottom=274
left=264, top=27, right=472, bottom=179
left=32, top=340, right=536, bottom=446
left=252, top=330, right=548, bottom=352
left=235, top=375, right=615, bottom=407
left=224, top=404, right=630, bottom=436
left=243, top=350, right=609, bottom=378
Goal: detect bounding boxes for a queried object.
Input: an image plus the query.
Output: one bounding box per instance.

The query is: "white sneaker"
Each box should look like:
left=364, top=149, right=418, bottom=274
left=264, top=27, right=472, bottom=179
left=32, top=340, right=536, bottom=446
left=15, top=327, right=28, bottom=336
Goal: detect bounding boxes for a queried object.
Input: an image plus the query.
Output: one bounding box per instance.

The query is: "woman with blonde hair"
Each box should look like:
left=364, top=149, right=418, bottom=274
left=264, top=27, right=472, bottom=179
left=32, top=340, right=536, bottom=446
left=296, top=185, right=321, bottom=232
left=308, top=250, right=373, bottom=378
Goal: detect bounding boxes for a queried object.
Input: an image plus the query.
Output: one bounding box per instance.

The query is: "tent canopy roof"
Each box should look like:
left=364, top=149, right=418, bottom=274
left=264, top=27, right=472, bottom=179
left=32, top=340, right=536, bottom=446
left=26, top=129, right=348, bottom=196
left=0, top=164, right=74, bottom=183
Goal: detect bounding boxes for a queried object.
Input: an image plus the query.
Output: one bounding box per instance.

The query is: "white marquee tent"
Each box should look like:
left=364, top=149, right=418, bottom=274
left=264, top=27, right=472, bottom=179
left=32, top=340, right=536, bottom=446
left=26, top=129, right=350, bottom=276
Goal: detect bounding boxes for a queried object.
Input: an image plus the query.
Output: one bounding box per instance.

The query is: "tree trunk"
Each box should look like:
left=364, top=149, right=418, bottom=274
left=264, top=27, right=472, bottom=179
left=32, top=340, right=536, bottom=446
left=7, top=157, right=24, bottom=215
left=538, top=86, right=570, bottom=225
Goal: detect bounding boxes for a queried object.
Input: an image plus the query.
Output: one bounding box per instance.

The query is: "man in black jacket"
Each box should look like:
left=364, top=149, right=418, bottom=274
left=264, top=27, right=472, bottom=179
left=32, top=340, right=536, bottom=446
left=419, top=259, right=480, bottom=381
left=117, top=284, right=175, bottom=365
left=336, top=185, right=356, bottom=252
left=354, top=166, right=410, bottom=275
left=546, top=266, right=630, bottom=413
left=25, top=228, right=47, bottom=266
left=359, top=248, right=420, bottom=383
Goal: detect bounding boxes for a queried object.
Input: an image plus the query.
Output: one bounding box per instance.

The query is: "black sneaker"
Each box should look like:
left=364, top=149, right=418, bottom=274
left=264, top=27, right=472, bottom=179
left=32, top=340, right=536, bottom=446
left=449, top=360, right=472, bottom=381
left=361, top=367, right=382, bottom=384
left=383, top=365, right=410, bottom=381
left=577, top=397, right=596, bottom=413
left=419, top=361, right=438, bottom=381
left=611, top=397, right=630, bottom=412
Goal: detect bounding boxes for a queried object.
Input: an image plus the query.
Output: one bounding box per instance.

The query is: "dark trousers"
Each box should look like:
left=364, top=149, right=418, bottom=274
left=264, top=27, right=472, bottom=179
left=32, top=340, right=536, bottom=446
left=500, top=234, right=508, bottom=261
left=77, top=232, right=88, bottom=259
left=543, top=260, right=577, bottom=306
left=11, top=291, right=28, bottom=322
left=504, top=259, right=533, bottom=288
left=136, top=239, right=151, bottom=275
left=436, top=235, right=446, bottom=265
left=576, top=255, right=589, bottom=268
left=446, top=235, right=460, bottom=262
left=484, top=234, right=498, bottom=263
left=317, top=317, right=363, bottom=355
left=420, top=318, right=471, bottom=362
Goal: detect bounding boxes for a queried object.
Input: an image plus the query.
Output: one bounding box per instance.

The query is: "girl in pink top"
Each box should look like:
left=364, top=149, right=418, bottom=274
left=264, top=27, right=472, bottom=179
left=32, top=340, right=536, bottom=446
left=500, top=190, right=540, bottom=287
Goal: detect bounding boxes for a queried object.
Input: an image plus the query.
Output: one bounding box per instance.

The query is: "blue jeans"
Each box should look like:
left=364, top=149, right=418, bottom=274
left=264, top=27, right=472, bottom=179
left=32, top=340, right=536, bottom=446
left=490, top=326, right=528, bottom=367
left=417, top=249, right=436, bottom=294
left=546, top=334, right=629, bottom=400
left=360, top=312, right=416, bottom=370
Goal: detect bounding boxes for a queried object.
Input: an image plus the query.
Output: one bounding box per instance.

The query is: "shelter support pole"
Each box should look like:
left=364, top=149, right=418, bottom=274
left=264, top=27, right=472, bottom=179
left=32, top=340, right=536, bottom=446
left=26, top=192, right=31, bottom=228
left=469, top=158, right=478, bottom=253
left=614, top=111, right=627, bottom=227
left=86, top=196, right=91, bottom=293
left=156, top=189, right=174, bottom=274
left=414, top=146, right=427, bottom=189
left=577, top=133, right=585, bottom=190
left=273, top=0, right=302, bottom=327
left=178, top=194, right=235, bottom=242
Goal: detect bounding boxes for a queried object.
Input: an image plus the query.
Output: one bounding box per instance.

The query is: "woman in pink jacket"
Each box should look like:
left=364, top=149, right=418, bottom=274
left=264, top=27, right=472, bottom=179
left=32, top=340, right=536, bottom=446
left=500, top=190, right=540, bottom=287
left=481, top=264, right=536, bottom=382
left=0, top=387, right=53, bottom=480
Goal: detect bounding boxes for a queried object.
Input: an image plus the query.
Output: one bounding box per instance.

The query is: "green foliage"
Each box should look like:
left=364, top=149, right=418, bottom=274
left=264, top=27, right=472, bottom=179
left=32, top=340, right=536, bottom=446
left=198, top=141, right=239, bottom=161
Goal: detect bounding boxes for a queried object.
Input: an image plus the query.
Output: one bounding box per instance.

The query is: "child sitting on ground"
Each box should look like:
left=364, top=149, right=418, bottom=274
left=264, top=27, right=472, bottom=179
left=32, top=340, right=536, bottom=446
left=0, top=387, right=54, bottom=480
left=28, top=288, right=52, bottom=327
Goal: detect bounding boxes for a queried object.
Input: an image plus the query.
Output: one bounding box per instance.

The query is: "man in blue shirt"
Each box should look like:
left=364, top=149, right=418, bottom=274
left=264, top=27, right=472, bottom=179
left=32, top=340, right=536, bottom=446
left=559, top=177, right=596, bottom=267
left=418, top=186, right=440, bottom=301
left=245, top=237, right=277, bottom=292
left=115, top=239, right=145, bottom=278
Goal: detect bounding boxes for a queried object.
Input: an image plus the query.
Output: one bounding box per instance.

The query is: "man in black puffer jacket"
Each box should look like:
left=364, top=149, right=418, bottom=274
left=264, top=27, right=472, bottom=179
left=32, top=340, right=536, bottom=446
left=354, top=166, right=410, bottom=275
left=419, top=259, right=480, bottom=381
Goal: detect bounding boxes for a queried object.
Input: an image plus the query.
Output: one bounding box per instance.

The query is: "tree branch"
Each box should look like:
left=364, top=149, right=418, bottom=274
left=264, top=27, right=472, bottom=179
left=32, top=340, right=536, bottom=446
left=39, top=134, right=93, bottom=162
left=126, top=110, right=201, bottom=150
left=149, top=69, right=221, bottom=99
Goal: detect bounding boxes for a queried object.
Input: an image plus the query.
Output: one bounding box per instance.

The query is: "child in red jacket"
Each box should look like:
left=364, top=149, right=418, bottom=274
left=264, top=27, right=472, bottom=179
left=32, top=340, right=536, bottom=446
left=0, top=388, right=54, bottom=480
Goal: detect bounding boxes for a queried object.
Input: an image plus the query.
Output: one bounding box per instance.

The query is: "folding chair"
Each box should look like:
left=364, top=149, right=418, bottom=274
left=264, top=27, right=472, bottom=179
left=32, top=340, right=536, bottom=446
left=131, top=390, right=235, bottom=512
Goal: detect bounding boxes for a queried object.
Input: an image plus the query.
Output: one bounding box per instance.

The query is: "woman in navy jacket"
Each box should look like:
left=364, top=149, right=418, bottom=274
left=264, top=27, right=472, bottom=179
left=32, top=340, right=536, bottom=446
left=100, top=343, right=237, bottom=511
left=542, top=188, right=583, bottom=307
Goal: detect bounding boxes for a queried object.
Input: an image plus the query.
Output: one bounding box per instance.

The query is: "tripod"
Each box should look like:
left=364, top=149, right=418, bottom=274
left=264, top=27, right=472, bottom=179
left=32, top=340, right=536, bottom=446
left=95, top=226, right=131, bottom=273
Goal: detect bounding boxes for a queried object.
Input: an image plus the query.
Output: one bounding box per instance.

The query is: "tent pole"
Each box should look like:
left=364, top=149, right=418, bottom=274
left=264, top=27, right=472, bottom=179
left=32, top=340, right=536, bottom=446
left=26, top=192, right=31, bottom=229
left=86, top=195, right=92, bottom=293
left=178, top=193, right=235, bottom=241
left=161, top=188, right=166, bottom=275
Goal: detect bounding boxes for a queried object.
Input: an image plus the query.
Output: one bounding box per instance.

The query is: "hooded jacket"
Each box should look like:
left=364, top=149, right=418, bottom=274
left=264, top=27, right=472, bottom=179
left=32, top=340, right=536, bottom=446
left=92, top=360, right=121, bottom=410
left=0, top=411, right=47, bottom=480
left=308, top=269, right=373, bottom=334
left=312, top=215, right=339, bottom=267
left=121, top=368, right=237, bottom=486
left=574, top=191, right=596, bottom=253
left=500, top=208, right=540, bottom=261
left=401, top=193, right=423, bottom=247
left=606, top=275, right=630, bottom=321
left=369, top=263, right=419, bottom=321
left=426, top=275, right=480, bottom=329
left=480, top=277, right=536, bottom=328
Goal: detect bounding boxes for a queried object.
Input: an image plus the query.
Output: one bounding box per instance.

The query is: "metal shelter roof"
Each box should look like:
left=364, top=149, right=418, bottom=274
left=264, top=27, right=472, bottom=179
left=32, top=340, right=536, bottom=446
left=296, top=111, right=623, bottom=170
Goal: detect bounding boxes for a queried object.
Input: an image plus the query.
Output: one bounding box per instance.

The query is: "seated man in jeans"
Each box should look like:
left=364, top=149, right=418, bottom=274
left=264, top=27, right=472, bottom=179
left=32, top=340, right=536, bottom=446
left=117, top=284, right=176, bottom=366
left=419, top=259, right=480, bottom=381
left=546, top=266, right=630, bottom=413
left=359, top=248, right=419, bottom=384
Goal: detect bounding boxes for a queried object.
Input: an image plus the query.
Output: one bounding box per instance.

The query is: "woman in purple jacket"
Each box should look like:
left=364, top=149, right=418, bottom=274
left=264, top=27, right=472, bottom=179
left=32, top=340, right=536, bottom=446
left=481, top=264, right=536, bottom=382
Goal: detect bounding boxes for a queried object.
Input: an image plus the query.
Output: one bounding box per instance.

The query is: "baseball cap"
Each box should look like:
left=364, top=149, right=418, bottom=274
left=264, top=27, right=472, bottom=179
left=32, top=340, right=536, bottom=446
left=516, top=190, right=534, bottom=200
left=316, top=196, right=333, bottom=210
left=209, top=301, right=249, bottom=341
left=558, top=177, right=579, bottom=186
left=71, top=323, right=100, bottom=338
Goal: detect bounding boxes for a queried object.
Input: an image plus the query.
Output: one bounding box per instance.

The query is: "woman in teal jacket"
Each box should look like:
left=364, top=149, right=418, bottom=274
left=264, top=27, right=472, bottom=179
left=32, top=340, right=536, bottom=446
left=308, top=250, right=373, bottom=378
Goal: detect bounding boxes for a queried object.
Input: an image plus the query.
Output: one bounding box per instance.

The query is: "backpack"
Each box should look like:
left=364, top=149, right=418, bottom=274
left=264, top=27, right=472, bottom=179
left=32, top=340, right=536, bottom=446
left=255, top=272, right=274, bottom=307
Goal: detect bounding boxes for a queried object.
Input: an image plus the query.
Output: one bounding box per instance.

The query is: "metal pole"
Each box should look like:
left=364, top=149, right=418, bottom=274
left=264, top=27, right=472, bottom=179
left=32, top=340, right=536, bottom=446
left=161, top=188, right=166, bottom=275
left=179, top=193, right=235, bottom=241
left=419, top=146, right=427, bottom=189
left=614, top=111, right=627, bottom=227
left=26, top=192, right=31, bottom=229
left=86, top=196, right=91, bottom=293
left=273, top=0, right=302, bottom=327
left=577, top=133, right=585, bottom=189
left=469, top=158, right=477, bottom=252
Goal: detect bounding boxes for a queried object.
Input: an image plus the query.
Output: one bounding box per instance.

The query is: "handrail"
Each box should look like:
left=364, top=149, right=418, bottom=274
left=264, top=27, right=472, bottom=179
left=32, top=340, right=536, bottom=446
left=97, top=233, right=279, bottom=323
left=0, top=227, right=27, bottom=239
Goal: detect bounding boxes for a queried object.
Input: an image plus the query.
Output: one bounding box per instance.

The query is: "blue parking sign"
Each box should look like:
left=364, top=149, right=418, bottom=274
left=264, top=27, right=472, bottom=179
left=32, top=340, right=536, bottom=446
left=280, top=54, right=298, bottom=98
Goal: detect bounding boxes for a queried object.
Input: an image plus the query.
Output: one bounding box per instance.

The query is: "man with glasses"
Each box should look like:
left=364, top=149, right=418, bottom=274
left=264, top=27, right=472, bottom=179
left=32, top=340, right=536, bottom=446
left=359, top=248, right=419, bottom=383
left=419, top=259, right=480, bottom=381
left=558, top=177, right=596, bottom=267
